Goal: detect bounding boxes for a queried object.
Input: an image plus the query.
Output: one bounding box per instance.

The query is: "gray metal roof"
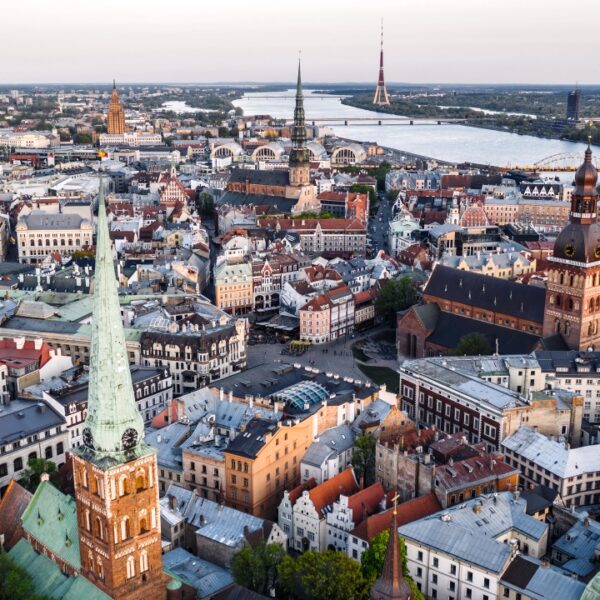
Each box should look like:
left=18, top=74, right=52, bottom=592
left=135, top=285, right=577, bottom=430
left=398, top=492, right=547, bottom=573
left=553, top=519, right=600, bottom=577
left=21, top=212, right=89, bottom=230
left=502, top=427, right=600, bottom=479
left=0, top=400, right=65, bottom=443
left=162, top=547, right=233, bottom=598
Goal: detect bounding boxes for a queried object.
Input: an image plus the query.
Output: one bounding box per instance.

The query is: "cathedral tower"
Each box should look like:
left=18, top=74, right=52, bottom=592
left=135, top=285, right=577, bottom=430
left=288, top=60, right=311, bottom=188
left=72, top=178, right=166, bottom=600
left=543, top=142, right=600, bottom=350
left=107, top=81, right=126, bottom=135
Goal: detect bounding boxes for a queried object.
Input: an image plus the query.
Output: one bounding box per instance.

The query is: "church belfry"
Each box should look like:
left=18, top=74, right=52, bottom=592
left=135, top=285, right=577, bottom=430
left=543, top=142, right=600, bottom=350
left=72, top=177, right=166, bottom=600
left=288, top=60, right=311, bottom=187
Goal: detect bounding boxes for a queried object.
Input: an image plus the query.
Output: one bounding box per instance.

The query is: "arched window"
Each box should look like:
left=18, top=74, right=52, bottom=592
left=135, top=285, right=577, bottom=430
left=590, top=299, right=595, bottom=312
left=139, top=516, right=149, bottom=534
left=96, top=556, right=104, bottom=579
left=85, top=509, right=91, bottom=532
left=135, top=469, right=146, bottom=491
left=118, top=474, right=129, bottom=496
left=556, top=296, right=562, bottom=308
left=140, top=550, right=149, bottom=573
left=568, top=298, right=574, bottom=311
left=95, top=516, right=103, bottom=540
left=549, top=295, right=555, bottom=306
left=555, top=319, right=561, bottom=334
left=126, top=556, right=135, bottom=579
left=121, top=516, right=131, bottom=540
left=81, top=468, right=88, bottom=489
left=565, top=321, right=571, bottom=336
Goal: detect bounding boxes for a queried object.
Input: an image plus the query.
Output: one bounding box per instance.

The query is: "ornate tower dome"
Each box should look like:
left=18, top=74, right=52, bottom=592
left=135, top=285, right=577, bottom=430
left=553, top=142, right=600, bottom=263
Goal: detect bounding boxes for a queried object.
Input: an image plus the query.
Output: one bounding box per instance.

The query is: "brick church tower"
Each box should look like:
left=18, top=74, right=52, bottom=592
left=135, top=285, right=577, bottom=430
left=72, top=178, right=167, bottom=600
left=543, top=142, right=600, bottom=350
left=288, top=60, right=310, bottom=188
left=107, top=81, right=126, bottom=135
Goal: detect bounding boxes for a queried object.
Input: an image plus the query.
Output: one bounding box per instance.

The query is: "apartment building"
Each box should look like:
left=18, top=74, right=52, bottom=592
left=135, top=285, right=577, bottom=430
left=299, top=284, right=355, bottom=344
left=214, top=261, right=253, bottom=315
left=399, top=356, right=583, bottom=451
left=0, top=400, right=69, bottom=495
left=399, top=492, right=548, bottom=600
left=16, top=211, right=93, bottom=263
left=224, top=415, right=315, bottom=520
left=502, top=426, right=600, bottom=508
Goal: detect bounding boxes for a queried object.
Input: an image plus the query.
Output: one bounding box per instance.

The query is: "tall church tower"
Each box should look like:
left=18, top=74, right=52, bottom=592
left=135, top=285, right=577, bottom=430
left=72, top=178, right=166, bottom=600
left=288, top=60, right=311, bottom=188
left=543, top=142, right=600, bottom=350
left=370, top=501, right=412, bottom=600
left=107, top=81, right=126, bottom=135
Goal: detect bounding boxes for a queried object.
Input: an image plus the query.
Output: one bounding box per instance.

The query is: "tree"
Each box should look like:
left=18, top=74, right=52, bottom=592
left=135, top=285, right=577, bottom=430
left=231, top=541, right=285, bottom=596
left=278, top=550, right=369, bottom=600
left=375, top=277, right=418, bottom=322
left=450, top=332, right=493, bottom=356
left=386, top=189, right=400, bottom=203
left=352, top=433, right=376, bottom=488
left=196, top=192, right=215, bottom=217
left=0, top=551, right=51, bottom=600
left=19, top=458, right=60, bottom=494
left=360, top=531, right=425, bottom=600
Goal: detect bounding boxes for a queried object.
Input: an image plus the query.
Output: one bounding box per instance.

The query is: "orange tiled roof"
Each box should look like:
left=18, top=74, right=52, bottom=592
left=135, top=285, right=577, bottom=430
left=349, top=493, right=442, bottom=542
left=308, top=468, right=358, bottom=517
left=346, top=482, right=386, bottom=526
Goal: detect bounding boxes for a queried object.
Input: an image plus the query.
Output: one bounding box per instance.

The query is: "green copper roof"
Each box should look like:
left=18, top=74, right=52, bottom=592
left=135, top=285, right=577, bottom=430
left=79, top=176, right=145, bottom=461
left=20, top=480, right=81, bottom=570
left=9, top=538, right=111, bottom=600
left=583, top=572, right=600, bottom=600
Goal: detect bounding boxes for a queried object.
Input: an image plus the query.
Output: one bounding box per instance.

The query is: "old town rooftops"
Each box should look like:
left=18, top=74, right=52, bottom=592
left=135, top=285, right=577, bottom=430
left=425, top=264, right=546, bottom=323
left=502, top=426, right=600, bottom=480
left=401, top=356, right=526, bottom=411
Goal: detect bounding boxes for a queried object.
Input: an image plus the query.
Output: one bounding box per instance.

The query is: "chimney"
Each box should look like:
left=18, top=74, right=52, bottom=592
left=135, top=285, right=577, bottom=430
left=40, top=473, right=50, bottom=482
left=228, top=391, right=233, bottom=403
left=34, top=338, right=43, bottom=350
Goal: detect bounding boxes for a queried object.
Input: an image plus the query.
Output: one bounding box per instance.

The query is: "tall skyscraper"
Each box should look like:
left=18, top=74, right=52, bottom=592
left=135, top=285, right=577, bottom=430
left=543, top=141, right=600, bottom=350
left=107, top=81, right=126, bottom=134
left=288, top=60, right=311, bottom=187
left=373, top=21, right=390, bottom=106
left=72, top=179, right=166, bottom=600
left=567, top=89, right=581, bottom=121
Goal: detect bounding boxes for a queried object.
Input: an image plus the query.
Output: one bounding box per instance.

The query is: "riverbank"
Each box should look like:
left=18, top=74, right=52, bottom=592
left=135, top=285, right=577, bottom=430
left=341, top=95, right=600, bottom=146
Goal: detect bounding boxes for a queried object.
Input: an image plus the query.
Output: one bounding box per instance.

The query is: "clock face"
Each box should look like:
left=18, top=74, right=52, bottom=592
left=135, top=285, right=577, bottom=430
left=121, top=428, right=138, bottom=451
left=564, top=244, right=575, bottom=258
left=82, top=427, right=94, bottom=449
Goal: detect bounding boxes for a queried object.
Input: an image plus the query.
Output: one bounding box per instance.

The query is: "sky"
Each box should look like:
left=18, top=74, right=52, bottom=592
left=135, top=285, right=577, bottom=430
left=5, top=0, right=600, bottom=85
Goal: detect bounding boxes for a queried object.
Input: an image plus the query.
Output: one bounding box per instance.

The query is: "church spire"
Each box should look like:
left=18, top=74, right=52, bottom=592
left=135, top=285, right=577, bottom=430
left=292, top=56, right=307, bottom=149
left=370, top=498, right=412, bottom=600
left=80, top=176, right=144, bottom=462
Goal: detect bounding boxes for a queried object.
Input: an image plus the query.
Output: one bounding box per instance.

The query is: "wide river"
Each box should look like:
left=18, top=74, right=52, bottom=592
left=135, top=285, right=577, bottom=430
left=233, top=90, right=592, bottom=168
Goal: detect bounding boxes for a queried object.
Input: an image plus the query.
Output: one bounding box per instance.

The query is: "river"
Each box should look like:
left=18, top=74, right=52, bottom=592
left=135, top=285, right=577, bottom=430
left=233, top=90, right=592, bottom=168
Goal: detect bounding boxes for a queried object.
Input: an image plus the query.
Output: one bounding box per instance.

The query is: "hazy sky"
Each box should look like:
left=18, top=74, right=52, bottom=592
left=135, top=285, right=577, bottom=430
left=5, top=0, right=599, bottom=84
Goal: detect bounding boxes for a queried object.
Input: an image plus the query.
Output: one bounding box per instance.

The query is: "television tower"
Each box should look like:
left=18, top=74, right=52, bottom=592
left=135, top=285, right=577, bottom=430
left=373, top=20, right=390, bottom=106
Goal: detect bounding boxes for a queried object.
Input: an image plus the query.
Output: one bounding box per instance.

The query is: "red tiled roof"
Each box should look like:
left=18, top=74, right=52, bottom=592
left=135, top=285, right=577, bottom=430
left=288, top=478, right=317, bottom=504
left=434, top=453, right=518, bottom=492
left=0, top=480, right=32, bottom=550
left=0, top=338, right=51, bottom=370
left=308, top=468, right=358, bottom=516
left=349, top=493, right=442, bottom=542
left=354, top=287, right=378, bottom=306
left=346, top=482, right=386, bottom=526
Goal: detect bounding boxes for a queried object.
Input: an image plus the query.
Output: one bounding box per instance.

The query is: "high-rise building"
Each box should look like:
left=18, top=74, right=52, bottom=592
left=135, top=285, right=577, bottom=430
left=107, top=81, right=126, bottom=135
left=543, top=141, right=600, bottom=350
left=72, top=179, right=167, bottom=600
left=567, top=89, right=581, bottom=121
left=373, top=21, right=390, bottom=106
left=288, top=60, right=311, bottom=188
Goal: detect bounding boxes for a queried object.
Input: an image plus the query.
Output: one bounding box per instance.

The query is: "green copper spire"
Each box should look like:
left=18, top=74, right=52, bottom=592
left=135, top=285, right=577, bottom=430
left=290, top=58, right=309, bottom=165
left=80, top=176, right=145, bottom=463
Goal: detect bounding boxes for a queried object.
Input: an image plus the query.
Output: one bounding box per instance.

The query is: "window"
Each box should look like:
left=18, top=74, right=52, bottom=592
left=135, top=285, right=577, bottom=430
left=56, top=442, right=64, bottom=455
left=417, top=551, right=424, bottom=562
left=466, top=589, right=473, bottom=599
left=126, top=556, right=135, bottom=579
left=450, top=564, right=456, bottom=575
left=13, top=457, right=23, bottom=472
left=467, top=571, right=473, bottom=583
left=432, top=574, right=438, bottom=584
left=140, top=550, right=149, bottom=573
left=0, top=463, right=5, bottom=477
left=484, top=578, right=490, bottom=589
left=432, top=557, right=439, bottom=568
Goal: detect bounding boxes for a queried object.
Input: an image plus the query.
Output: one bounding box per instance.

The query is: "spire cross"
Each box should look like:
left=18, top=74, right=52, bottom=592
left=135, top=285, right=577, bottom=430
left=391, top=493, right=399, bottom=516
